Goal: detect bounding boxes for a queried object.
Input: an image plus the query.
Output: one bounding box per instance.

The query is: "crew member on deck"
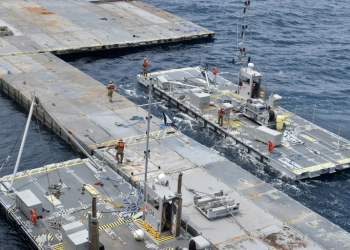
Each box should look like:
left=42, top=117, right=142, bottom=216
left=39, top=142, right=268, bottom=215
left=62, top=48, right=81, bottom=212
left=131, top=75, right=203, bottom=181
left=142, top=58, right=148, bottom=77
left=218, top=108, right=224, bottom=126
left=106, top=81, right=114, bottom=102
left=115, top=139, right=125, bottom=164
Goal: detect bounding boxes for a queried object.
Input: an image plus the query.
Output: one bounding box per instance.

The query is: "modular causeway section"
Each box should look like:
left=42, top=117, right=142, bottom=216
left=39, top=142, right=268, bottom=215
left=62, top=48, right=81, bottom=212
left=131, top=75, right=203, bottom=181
left=0, top=0, right=349, bottom=249
left=137, top=67, right=350, bottom=180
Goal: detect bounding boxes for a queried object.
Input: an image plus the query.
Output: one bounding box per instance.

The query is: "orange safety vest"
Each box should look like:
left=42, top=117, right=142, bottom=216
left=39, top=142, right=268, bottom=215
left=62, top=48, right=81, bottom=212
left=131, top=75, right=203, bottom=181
left=108, top=84, right=114, bottom=89
left=119, top=141, right=124, bottom=148
left=143, top=61, right=148, bottom=67
left=219, top=109, right=224, bottom=115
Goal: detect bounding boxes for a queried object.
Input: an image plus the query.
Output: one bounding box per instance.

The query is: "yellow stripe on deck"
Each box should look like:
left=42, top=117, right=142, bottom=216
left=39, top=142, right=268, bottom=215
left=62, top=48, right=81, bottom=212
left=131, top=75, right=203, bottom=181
left=98, top=218, right=133, bottom=231
left=33, top=232, right=54, bottom=245
left=301, top=135, right=314, bottom=141
left=84, top=211, right=103, bottom=219
left=47, top=195, right=61, bottom=205
left=52, top=243, right=63, bottom=250
left=84, top=184, right=125, bottom=209
left=293, top=162, right=334, bottom=174
left=84, top=184, right=100, bottom=196
left=202, top=114, right=243, bottom=128
left=1, top=158, right=85, bottom=181
left=337, top=158, right=350, bottom=164
left=280, top=110, right=292, bottom=118
left=135, top=219, right=174, bottom=243
left=210, top=91, right=233, bottom=98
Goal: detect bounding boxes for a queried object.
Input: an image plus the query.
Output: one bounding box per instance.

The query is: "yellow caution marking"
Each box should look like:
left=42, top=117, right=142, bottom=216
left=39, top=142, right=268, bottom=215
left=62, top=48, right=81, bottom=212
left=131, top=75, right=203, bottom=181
left=84, top=184, right=100, bottom=196
left=233, top=93, right=243, bottom=99
left=202, top=106, right=216, bottom=112
left=0, top=158, right=85, bottom=181
left=84, top=211, right=103, bottom=218
left=210, top=91, right=233, bottom=98
left=222, top=118, right=243, bottom=127
left=293, top=162, right=334, bottom=174
left=337, top=158, right=350, bottom=164
left=33, top=232, right=54, bottom=245
left=90, top=128, right=181, bottom=149
left=84, top=184, right=125, bottom=208
left=135, top=219, right=174, bottom=243
left=52, top=243, right=63, bottom=250
left=301, top=135, right=314, bottom=141
left=228, top=130, right=246, bottom=136
left=284, top=121, right=298, bottom=126
left=202, top=114, right=243, bottom=128
left=281, top=142, right=291, bottom=147
left=280, top=111, right=292, bottom=118
left=98, top=217, right=134, bottom=231
left=47, top=195, right=61, bottom=205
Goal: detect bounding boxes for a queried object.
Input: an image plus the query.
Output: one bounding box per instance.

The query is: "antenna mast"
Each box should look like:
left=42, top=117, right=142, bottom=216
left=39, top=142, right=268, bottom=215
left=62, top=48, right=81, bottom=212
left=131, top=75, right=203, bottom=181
left=236, top=1, right=251, bottom=87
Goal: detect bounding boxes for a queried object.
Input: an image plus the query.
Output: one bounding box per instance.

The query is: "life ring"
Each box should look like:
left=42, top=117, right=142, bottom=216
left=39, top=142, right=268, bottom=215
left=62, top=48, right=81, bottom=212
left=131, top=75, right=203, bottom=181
left=30, top=209, right=37, bottom=223
left=212, top=67, right=217, bottom=75
left=267, top=140, right=274, bottom=152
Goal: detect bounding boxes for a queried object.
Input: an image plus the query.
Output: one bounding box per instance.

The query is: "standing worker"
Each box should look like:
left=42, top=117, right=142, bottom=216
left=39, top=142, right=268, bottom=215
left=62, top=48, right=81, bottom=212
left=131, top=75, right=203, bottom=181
left=115, top=139, right=124, bottom=164
left=106, top=81, right=114, bottom=102
left=218, top=107, right=224, bottom=126
left=141, top=58, right=148, bottom=77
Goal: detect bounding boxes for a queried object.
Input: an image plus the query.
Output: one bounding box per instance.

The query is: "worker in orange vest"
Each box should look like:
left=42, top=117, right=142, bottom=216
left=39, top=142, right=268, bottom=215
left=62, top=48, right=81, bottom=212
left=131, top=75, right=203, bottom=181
left=106, top=81, right=114, bottom=102
left=142, top=58, right=148, bottom=77
left=218, top=108, right=224, bottom=126
left=115, top=139, right=125, bottom=164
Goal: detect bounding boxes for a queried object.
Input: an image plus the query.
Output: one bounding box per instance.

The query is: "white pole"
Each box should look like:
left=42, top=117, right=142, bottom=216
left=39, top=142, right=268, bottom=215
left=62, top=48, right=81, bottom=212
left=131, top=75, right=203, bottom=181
left=337, top=125, right=341, bottom=150
left=143, top=80, right=153, bottom=220
left=9, top=94, right=35, bottom=192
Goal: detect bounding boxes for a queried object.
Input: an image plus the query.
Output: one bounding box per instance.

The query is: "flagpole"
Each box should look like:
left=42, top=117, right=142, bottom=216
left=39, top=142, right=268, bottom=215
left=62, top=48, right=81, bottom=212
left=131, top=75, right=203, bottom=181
left=143, top=79, right=153, bottom=220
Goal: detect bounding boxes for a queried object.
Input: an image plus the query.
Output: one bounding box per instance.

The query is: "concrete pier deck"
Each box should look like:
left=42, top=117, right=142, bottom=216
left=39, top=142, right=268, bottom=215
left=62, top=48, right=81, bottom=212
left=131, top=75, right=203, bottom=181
left=0, top=0, right=214, bottom=57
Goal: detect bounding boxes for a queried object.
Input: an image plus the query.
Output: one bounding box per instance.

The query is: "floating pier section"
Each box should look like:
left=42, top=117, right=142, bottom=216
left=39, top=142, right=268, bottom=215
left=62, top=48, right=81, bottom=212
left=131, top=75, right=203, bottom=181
left=0, top=0, right=350, bottom=250
left=0, top=0, right=214, bottom=57
left=138, top=67, right=350, bottom=180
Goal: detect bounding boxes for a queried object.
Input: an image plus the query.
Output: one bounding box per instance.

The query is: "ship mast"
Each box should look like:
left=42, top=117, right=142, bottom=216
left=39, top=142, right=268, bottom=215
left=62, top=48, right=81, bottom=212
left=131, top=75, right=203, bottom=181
left=236, top=1, right=251, bottom=92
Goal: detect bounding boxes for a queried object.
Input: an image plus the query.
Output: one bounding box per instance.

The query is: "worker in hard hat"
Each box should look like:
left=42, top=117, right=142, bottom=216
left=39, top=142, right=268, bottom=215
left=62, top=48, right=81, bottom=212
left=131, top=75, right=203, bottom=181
left=141, top=58, right=148, bottom=77
left=106, top=81, right=114, bottom=102
left=218, top=107, right=224, bottom=126
left=115, top=139, right=124, bottom=164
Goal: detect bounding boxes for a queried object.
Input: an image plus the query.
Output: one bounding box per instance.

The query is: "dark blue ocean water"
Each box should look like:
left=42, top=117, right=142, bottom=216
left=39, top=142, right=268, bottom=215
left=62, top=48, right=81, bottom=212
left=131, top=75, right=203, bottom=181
left=1, top=0, right=350, bottom=249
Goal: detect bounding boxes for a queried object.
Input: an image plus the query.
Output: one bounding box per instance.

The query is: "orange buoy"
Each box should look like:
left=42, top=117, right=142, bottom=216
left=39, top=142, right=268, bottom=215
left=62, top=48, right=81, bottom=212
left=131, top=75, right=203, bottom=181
left=212, top=66, right=217, bottom=75
left=30, top=209, right=37, bottom=223
left=267, top=140, right=274, bottom=153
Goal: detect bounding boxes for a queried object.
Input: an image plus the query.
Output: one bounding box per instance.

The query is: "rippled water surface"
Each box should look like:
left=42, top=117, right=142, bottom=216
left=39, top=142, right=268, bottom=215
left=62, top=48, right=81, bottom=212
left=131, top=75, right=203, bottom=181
left=1, top=0, right=350, bottom=248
